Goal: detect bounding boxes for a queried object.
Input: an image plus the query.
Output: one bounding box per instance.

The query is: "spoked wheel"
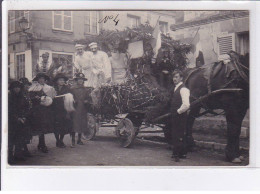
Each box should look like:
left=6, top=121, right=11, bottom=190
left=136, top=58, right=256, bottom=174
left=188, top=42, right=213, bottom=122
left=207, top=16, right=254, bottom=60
left=115, top=118, right=136, bottom=148
left=83, top=113, right=97, bottom=140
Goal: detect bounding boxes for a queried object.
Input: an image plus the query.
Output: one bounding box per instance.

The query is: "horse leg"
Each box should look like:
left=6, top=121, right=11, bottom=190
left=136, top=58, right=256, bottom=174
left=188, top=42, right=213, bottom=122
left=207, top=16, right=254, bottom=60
left=225, top=106, right=247, bottom=162
left=185, top=106, right=201, bottom=152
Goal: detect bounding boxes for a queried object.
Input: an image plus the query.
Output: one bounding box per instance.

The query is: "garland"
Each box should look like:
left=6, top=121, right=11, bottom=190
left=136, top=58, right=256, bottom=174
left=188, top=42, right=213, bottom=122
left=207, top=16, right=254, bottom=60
left=77, top=23, right=192, bottom=120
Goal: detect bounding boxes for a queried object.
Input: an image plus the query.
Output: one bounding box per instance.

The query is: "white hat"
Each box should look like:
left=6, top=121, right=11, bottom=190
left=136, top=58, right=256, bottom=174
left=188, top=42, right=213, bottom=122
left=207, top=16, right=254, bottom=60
left=75, top=44, right=84, bottom=49
left=89, top=42, right=98, bottom=48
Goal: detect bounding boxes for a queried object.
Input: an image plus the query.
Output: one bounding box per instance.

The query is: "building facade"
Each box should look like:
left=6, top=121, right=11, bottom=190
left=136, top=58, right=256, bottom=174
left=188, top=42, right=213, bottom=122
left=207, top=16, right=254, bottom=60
left=170, top=11, right=249, bottom=68
left=8, top=10, right=176, bottom=81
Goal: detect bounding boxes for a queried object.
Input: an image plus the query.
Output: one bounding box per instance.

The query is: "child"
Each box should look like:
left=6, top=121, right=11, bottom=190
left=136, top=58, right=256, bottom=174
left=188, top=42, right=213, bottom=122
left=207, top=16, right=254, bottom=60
left=70, top=73, right=93, bottom=147
left=52, top=73, right=72, bottom=148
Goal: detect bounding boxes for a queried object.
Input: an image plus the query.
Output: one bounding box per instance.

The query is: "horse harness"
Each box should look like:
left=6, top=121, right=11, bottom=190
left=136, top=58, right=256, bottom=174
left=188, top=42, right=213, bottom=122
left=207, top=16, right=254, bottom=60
left=184, top=53, right=248, bottom=117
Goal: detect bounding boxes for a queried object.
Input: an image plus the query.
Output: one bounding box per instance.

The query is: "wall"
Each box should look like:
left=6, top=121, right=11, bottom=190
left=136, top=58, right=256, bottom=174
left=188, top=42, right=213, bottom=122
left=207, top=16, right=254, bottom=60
left=8, top=10, right=176, bottom=80
left=100, top=11, right=175, bottom=35
left=172, top=16, right=249, bottom=67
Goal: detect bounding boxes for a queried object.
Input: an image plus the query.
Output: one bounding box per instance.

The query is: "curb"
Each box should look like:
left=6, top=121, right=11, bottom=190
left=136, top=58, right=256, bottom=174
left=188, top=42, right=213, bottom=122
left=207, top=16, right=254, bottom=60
left=194, top=140, right=249, bottom=152
left=136, top=137, right=249, bottom=152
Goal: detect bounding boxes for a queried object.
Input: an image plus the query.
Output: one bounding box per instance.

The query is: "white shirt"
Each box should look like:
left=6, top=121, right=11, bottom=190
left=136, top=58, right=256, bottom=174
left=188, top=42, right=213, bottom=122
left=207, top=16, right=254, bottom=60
left=74, top=51, right=92, bottom=72
left=90, top=51, right=112, bottom=79
left=174, top=82, right=190, bottom=114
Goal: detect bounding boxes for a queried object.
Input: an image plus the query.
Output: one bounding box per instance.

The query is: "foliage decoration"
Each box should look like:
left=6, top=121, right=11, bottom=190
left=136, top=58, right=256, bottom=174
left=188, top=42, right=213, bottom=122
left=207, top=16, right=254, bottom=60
left=77, top=23, right=192, bottom=121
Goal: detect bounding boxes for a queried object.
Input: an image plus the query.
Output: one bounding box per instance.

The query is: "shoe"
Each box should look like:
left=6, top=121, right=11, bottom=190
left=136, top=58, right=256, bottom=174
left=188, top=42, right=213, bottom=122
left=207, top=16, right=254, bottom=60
left=231, top=158, right=242, bottom=163
left=38, top=145, right=48, bottom=153
left=81, top=134, right=87, bottom=140
left=239, top=156, right=245, bottom=161
left=77, top=140, right=84, bottom=145
left=56, top=141, right=61, bottom=148
left=71, top=139, right=76, bottom=148
left=60, top=141, right=66, bottom=148
left=179, top=154, right=187, bottom=159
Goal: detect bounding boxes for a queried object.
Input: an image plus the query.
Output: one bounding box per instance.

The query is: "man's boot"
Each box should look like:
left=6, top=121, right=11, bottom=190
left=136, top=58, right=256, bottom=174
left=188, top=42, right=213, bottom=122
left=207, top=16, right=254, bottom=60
left=77, top=134, right=84, bottom=145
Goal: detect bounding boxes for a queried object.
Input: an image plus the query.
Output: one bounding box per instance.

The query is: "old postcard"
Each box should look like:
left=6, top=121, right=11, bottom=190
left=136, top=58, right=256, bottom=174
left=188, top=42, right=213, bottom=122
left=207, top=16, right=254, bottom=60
left=1, top=0, right=259, bottom=191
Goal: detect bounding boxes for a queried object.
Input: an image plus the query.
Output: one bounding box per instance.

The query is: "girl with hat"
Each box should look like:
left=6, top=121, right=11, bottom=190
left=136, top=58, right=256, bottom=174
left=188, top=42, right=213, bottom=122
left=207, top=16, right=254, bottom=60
left=70, top=73, right=93, bottom=147
left=8, top=81, right=30, bottom=163
left=28, top=73, right=56, bottom=153
left=52, top=73, right=73, bottom=148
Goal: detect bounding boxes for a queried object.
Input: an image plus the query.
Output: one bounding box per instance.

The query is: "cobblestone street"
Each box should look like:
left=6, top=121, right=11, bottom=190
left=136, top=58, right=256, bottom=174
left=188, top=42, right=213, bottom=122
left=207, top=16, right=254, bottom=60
left=12, top=126, right=249, bottom=166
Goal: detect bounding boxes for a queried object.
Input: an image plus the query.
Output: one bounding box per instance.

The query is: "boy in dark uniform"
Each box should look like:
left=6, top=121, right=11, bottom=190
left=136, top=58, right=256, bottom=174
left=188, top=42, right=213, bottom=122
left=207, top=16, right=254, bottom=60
left=170, top=70, right=190, bottom=162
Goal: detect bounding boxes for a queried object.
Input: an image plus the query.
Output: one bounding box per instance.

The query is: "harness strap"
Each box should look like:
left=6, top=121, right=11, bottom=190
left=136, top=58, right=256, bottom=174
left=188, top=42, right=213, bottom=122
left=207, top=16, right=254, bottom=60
left=184, top=68, right=200, bottom=85
left=232, top=58, right=249, bottom=84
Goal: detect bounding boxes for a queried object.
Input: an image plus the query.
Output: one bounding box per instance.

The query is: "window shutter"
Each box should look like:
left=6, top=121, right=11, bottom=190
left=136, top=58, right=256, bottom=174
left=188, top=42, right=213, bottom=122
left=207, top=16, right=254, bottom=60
left=217, top=33, right=235, bottom=60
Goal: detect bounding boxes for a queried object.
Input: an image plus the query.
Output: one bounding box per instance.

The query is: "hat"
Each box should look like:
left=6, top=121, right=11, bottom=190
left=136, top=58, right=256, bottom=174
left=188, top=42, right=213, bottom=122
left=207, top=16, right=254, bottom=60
left=74, top=73, right=88, bottom=81
left=32, top=73, right=50, bottom=82
left=19, top=77, right=32, bottom=86
left=41, top=52, right=49, bottom=57
left=75, top=44, right=84, bottom=49
left=9, top=81, right=23, bottom=90
left=89, top=42, right=98, bottom=49
left=53, top=73, right=69, bottom=82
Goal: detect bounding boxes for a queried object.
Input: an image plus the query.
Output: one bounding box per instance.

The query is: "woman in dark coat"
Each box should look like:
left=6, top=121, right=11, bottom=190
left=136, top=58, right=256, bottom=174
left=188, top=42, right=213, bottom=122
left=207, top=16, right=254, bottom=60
left=8, top=81, right=30, bottom=163
left=19, top=77, right=33, bottom=157
left=52, top=73, right=72, bottom=148
left=28, top=73, right=56, bottom=153
left=70, top=73, right=93, bottom=147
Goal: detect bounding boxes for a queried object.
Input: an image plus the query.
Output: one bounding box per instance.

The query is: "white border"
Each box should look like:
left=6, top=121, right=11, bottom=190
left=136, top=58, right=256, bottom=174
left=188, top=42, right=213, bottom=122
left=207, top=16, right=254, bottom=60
left=2, top=0, right=260, bottom=190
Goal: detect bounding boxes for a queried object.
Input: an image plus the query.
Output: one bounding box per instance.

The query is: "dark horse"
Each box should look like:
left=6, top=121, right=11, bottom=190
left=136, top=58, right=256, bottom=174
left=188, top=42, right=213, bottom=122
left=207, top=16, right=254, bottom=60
left=184, top=51, right=249, bottom=163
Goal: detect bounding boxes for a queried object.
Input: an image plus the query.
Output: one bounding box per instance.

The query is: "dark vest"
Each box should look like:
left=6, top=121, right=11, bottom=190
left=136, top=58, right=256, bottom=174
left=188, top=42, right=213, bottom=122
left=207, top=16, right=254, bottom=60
left=170, top=83, right=185, bottom=113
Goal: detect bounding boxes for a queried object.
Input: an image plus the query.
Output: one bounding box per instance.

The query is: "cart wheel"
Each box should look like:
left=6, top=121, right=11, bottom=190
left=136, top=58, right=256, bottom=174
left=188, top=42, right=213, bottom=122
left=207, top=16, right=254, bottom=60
left=83, top=113, right=97, bottom=140
left=115, top=118, right=136, bottom=148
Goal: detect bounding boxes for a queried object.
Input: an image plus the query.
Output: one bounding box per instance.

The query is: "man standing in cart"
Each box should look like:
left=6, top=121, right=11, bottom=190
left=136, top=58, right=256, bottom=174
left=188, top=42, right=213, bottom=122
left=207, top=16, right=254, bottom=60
left=170, top=70, right=190, bottom=162
left=88, top=42, right=112, bottom=88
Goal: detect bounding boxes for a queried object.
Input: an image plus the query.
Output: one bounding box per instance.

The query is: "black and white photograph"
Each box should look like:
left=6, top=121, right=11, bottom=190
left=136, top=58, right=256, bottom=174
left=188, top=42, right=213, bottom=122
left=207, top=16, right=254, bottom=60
left=5, top=9, right=250, bottom=167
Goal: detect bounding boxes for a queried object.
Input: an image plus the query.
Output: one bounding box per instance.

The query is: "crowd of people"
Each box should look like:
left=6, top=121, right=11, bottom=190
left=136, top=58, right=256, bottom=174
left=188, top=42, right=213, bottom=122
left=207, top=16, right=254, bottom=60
left=8, top=42, right=190, bottom=164
left=8, top=72, right=94, bottom=164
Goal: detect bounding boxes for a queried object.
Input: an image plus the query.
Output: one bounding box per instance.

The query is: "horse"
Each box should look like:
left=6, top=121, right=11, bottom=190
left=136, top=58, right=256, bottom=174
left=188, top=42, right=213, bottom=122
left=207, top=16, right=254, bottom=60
left=183, top=51, right=249, bottom=163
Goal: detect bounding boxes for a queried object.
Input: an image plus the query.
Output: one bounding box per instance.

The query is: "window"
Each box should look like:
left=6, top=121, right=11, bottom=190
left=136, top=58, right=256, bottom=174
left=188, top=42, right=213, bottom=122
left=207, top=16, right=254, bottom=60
left=217, top=33, right=235, bottom=60
left=53, top=11, right=73, bottom=31
left=237, top=32, right=249, bottom=55
left=16, top=54, right=25, bottom=79
left=84, top=11, right=98, bottom=34
left=159, top=21, right=168, bottom=34
left=127, top=15, right=140, bottom=28
left=19, top=11, right=30, bottom=29
left=9, top=11, right=15, bottom=33
left=52, top=53, right=74, bottom=78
